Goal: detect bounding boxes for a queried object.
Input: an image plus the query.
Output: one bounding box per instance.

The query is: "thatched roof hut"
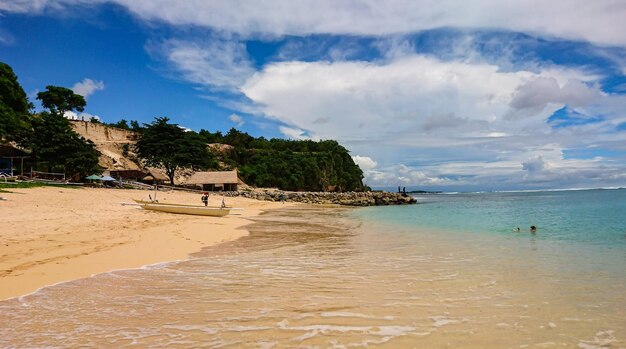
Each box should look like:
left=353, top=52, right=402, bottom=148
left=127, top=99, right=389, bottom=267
left=143, top=168, right=169, bottom=183
left=185, top=170, right=241, bottom=191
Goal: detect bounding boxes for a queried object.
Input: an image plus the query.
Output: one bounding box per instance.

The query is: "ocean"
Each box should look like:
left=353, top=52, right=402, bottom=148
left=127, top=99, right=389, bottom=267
left=357, top=188, right=626, bottom=247
left=1, top=189, right=625, bottom=347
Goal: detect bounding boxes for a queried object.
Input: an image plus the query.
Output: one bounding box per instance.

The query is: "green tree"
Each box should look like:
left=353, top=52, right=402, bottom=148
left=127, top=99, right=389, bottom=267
left=130, top=120, right=142, bottom=132
left=0, top=62, right=32, bottom=142
left=36, top=85, right=85, bottom=116
left=29, top=84, right=101, bottom=179
left=28, top=112, right=101, bottom=178
left=198, top=129, right=223, bottom=143
left=111, top=119, right=130, bottom=130
left=135, top=117, right=214, bottom=185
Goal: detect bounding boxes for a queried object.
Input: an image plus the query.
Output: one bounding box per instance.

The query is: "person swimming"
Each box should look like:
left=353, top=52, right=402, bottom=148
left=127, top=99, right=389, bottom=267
left=530, top=225, right=537, bottom=233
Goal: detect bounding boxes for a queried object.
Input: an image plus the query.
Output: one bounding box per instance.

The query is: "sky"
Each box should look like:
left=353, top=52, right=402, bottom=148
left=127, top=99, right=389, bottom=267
left=1, top=0, right=626, bottom=191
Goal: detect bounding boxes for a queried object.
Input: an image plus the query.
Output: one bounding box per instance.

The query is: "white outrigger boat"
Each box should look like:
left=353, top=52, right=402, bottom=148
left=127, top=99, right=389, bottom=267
left=133, top=199, right=231, bottom=217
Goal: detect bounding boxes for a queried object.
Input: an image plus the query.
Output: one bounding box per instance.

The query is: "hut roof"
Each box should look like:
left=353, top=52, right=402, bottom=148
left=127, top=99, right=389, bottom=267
left=0, top=144, right=28, bottom=157
left=186, top=170, right=239, bottom=185
left=144, top=168, right=169, bottom=181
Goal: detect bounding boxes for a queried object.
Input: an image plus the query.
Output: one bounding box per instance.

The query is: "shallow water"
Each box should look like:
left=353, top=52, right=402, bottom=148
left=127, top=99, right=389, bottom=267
left=359, top=189, right=626, bottom=247
left=1, top=205, right=625, bottom=348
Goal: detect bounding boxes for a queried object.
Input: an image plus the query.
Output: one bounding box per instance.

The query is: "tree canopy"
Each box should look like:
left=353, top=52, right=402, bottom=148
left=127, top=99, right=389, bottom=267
left=198, top=128, right=365, bottom=191
left=0, top=62, right=32, bottom=142
left=27, top=112, right=101, bottom=178
left=19, top=82, right=102, bottom=178
left=135, top=117, right=214, bottom=184
left=36, top=85, right=86, bottom=116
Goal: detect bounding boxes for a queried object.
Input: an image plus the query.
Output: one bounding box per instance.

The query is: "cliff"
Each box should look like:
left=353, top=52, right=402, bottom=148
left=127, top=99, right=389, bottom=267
left=70, top=121, right=141, bottom=171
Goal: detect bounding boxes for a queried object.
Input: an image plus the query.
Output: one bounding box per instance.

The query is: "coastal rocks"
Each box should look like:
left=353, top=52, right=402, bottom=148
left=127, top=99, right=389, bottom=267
left=226, top=189, right=416, bottom=206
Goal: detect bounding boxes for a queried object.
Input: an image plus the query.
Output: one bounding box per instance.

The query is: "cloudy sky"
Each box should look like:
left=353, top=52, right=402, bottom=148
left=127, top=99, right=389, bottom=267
left=2, top=0, right=626, bottom=191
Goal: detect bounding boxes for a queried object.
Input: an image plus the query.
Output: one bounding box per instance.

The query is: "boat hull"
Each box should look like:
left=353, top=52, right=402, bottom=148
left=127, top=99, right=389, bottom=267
left=133, top=200, right=231, bottom=217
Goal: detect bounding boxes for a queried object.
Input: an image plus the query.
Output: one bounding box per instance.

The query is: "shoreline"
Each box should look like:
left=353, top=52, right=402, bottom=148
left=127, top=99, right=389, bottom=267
left=1, top=192, right=624, bottom=347
left=0, top=187, right=292, bottom=301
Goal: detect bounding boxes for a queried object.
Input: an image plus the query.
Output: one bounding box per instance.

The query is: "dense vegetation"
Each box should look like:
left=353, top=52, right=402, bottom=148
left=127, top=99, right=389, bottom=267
left=197, top=128, right=365, bottom=191
left=0, top=63, right=101, bottom=179
left=0, top=63, right=32, bottom=143
left=27, top=111, right=101, bottom=178
left=133, top=121, right=365, bottom=191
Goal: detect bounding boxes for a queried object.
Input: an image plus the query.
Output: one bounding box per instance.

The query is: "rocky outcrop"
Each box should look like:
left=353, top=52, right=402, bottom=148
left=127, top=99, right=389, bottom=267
left=222, top=189, right=416, bottom=206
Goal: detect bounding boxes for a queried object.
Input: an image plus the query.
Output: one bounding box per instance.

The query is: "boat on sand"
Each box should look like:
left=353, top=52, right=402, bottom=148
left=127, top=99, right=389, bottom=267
left=133, top=199, right=231, bottom=217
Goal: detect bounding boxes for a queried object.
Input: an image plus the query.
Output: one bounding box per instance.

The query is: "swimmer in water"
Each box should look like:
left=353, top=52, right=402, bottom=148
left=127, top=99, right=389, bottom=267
left=530, top=225, right=537, bottom=233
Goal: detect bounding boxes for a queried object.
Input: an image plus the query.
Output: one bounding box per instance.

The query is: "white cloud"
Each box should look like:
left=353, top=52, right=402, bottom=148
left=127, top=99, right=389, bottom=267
left=366, top=164, right=452, bottom=187
left=352, top=155, right=377, bottom=171
left=279, top=126, right=309, bottom=140
left=420, top=113, right=488, bottom=133
left=149, top=38, right=255, bottom=92
left=5, top=1, right=626, bottom=46
left=522, top=156, right=546, bottom=175
left=507, top=78, right=600, bottom=119
left=242, top=55, right=597, bottom=143
left=71, top=78, right=105, bottom=99
left=114, top=0, right=626, bottom=47
left=0, top=1, right=49, bottom=12
left=228, top=113, right=244, bottom=127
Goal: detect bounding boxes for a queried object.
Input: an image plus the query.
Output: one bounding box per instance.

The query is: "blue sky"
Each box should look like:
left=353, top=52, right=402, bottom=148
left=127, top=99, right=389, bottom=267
left=1, top=0, right=626, bottom=191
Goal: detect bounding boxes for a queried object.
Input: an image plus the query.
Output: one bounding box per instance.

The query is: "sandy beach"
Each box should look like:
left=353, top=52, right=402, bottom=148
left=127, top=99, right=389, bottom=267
left=1, top=190, right=624, bottom=347
left=0, top=186, right=289, bottom=300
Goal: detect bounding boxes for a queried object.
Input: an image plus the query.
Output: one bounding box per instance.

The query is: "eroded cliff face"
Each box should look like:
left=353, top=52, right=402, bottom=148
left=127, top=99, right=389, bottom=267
left=69, top=121, right=188, bottom=183
left=70, top=121, right=141, bottom=171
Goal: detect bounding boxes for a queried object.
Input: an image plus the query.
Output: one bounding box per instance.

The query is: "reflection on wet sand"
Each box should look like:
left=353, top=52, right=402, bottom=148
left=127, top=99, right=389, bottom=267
left=0, top=206, right=624, bottom=348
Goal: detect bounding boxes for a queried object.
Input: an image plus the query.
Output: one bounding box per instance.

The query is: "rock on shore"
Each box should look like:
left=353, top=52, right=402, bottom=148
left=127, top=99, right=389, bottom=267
left=224, top=189, right=416, bottom=206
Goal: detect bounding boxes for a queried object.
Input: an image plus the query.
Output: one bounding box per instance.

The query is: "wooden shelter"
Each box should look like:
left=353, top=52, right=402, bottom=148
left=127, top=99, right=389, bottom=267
left=143, top=169, right=169, bottom=184
left=185, top=170, right=241, bottom=191
left=0, top=144, right=28, bottom=177
left=110, top=170, right=147, bottom=181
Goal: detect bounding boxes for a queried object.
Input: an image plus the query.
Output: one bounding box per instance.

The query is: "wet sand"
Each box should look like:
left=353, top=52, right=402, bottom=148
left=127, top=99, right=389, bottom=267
left=0, top=186, right=291, bottom=300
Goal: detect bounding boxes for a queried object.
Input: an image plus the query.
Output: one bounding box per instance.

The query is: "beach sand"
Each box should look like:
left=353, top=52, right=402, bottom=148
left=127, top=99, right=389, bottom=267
left=1, top=192, right=624, bottom=347
left=0, top=186, right=289, bottom=300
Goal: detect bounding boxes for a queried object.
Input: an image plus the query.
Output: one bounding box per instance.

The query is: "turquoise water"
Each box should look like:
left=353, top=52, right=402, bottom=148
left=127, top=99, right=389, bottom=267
left=355, top=188, right=626, bottom=247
